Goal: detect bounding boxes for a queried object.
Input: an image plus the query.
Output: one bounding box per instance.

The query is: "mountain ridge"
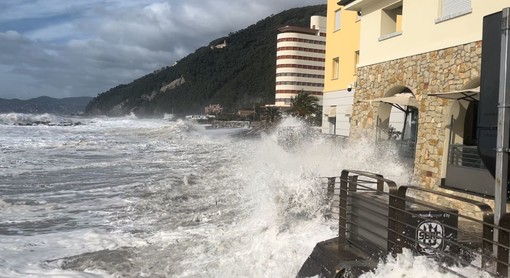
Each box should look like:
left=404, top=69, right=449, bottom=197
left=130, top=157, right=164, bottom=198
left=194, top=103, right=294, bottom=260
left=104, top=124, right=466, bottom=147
left=84, top=4, right=327, bottom=117
left=0, top=96, right=93, bottom=115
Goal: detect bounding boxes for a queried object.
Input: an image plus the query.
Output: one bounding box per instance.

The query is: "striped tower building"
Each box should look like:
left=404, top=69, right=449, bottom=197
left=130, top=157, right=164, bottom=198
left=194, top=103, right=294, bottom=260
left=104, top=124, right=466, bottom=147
left=274, top=16, right=327, bottom=108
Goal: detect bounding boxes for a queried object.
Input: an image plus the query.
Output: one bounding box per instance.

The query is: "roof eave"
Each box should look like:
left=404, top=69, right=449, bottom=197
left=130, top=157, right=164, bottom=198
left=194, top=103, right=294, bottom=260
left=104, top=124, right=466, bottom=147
left=337, top=0, right=380, bottom=11
left=337, top=0, right=356, bottom=6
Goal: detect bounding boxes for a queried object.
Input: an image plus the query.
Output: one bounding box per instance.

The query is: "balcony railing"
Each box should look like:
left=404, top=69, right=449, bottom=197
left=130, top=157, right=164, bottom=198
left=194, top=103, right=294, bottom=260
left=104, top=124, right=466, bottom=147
left=448, top=144, right=486, bottom=169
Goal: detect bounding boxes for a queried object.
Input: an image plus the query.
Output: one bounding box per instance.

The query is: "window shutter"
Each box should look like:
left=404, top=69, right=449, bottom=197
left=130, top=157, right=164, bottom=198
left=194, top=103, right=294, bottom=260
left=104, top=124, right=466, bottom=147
left=441, top=0, right=471, bottom=17
left=335, top=10, right=341, bottom=31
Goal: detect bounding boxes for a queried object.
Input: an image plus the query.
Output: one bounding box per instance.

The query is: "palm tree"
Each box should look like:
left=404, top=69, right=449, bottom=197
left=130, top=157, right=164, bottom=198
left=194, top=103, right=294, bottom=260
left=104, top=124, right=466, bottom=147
left=289, top=91, right=320, bottom=121
left=263, top=106, right=282, bottom=124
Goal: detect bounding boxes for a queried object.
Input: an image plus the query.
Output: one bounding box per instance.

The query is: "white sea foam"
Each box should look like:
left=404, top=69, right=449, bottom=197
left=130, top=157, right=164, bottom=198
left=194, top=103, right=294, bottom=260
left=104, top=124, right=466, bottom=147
left=168, top=117, right=415, bottom=277
left=0, top=112, right=61, bottom=125
left=0, top=116, right=490, bottom=277
left=0, top=229, right=146, bottom=277
left=360, top=249, right=492, bottom=278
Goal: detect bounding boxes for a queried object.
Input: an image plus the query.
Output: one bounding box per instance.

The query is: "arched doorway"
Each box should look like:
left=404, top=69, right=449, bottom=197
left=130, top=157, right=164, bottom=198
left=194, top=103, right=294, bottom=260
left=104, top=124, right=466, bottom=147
left=373, top=86, right=419, bottom=161
left=445, top=77, right=480, bottom=147
left=432, top=77, right=494, bottom=196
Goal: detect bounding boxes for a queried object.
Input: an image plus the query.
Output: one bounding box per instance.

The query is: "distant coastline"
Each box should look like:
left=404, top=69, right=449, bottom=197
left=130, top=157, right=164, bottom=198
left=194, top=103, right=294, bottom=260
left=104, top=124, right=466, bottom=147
left=0, top=96, right=93, bottom=115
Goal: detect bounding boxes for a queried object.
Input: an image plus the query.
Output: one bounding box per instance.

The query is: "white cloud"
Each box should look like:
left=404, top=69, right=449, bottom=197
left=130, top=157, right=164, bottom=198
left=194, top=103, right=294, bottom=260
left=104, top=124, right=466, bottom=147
left=25, top=22, right=79, bottom=42
left=0, top=0, right=325, bottom=99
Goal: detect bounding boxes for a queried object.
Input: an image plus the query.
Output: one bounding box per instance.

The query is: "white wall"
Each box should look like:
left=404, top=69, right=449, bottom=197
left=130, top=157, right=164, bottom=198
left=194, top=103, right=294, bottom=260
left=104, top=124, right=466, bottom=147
left=388, top=108, right=406, bottom=138
left=347, top=0, right=510, bottom=67
left=322, top=89, right=354, bottom=136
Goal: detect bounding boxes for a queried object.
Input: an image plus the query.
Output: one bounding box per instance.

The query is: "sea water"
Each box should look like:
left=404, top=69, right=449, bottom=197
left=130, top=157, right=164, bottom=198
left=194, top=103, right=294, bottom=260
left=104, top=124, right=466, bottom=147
left=0, top=114, right=490, bottom=277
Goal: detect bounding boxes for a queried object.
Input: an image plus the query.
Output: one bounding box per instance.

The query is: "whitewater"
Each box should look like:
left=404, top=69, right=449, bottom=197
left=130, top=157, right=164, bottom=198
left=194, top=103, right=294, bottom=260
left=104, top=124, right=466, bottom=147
left=0, top=113, right=491, bottom=277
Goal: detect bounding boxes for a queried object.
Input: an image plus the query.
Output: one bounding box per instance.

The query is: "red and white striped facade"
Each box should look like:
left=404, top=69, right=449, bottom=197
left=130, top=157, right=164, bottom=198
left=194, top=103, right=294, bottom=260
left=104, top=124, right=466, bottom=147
left=275, top=16, right=327, bottom=108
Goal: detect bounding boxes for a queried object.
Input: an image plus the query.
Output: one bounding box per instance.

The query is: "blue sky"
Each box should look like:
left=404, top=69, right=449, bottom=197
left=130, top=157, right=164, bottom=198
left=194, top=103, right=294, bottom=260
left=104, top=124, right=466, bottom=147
left=0, top=0, right=325, bottom=99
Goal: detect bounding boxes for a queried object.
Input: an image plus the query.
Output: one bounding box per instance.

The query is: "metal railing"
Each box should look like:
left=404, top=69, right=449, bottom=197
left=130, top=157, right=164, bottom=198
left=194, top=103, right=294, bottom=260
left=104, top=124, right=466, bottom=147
left=448, top=144, right=486, bottom=169
left=321, top=170, right=510, bottom=277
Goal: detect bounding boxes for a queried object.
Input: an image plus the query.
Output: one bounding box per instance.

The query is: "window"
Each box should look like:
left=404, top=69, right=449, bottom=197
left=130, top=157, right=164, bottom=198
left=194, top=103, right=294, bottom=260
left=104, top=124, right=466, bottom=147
left=332, top=57, right=339, bottom=79
left=354, top=50, right=359, bottom=74
left=380, top=2, right=403, bottom=40
left=436, top=0, right=471, bottom=23
left=335, top=9, right=341, bottom=31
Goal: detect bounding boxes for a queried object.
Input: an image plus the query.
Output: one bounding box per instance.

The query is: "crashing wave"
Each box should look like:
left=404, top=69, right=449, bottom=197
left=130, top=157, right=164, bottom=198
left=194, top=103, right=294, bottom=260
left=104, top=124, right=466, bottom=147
left=0, top=113, right=83, bottom=126
left=274, top=117, right=322, bottom=151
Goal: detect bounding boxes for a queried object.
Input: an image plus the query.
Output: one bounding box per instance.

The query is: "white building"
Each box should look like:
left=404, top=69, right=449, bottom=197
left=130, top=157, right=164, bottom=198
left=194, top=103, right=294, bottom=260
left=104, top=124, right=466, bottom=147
left=274, top=16, right=327, bottom=108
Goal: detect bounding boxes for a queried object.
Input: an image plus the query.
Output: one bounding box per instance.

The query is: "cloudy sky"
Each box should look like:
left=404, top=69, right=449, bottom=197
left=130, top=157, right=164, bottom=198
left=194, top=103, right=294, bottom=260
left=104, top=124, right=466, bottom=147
left=0, top=0, right=324, bottom=99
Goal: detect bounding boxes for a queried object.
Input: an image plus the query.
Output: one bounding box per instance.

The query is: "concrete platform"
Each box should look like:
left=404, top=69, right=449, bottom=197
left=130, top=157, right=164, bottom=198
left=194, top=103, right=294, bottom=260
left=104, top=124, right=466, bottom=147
left=296, top=237, right=379, bottom=278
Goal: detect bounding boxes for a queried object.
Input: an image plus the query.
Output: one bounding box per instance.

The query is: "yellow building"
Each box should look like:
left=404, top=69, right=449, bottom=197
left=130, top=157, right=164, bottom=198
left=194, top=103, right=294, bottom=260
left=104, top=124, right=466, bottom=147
left=340, top=0, right=510, bottom=197
left=321, top=0, right=360, bottom=136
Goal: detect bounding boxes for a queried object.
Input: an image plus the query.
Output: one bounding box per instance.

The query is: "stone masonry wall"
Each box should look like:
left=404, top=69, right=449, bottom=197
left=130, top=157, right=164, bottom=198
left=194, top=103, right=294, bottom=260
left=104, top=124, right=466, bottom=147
left=350, top=41, right=484, bottom=210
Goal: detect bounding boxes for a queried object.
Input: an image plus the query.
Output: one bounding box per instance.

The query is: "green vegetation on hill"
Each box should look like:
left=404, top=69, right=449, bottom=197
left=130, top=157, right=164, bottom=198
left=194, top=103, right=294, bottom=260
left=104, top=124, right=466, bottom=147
left=85, top=4, right=326, bottom=117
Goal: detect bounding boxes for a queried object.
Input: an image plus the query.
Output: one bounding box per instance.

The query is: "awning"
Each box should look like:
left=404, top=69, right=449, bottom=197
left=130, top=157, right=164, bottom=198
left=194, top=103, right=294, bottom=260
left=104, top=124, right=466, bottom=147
left=364, top=93, right=419, bottom=112
left=327, top=107, right=336, bottom=117
left=428, top=87, right=479, bottom=101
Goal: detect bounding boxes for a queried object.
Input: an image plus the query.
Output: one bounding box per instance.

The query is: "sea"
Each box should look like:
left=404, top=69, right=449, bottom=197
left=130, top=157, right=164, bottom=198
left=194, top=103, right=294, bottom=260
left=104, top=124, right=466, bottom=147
left=0, top=113, right=492, bottom=277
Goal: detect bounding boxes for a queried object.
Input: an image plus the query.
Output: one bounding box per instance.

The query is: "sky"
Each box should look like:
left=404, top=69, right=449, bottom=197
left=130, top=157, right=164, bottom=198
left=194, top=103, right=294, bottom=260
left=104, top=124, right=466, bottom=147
left=0, top=0, right=325, bottom=100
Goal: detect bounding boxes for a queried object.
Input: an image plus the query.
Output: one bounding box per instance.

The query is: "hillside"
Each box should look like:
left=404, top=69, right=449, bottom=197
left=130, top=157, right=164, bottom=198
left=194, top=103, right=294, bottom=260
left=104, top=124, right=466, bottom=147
left=0, top=96, right=93, bottom=115
left=84, top=5, right=326, bottom=117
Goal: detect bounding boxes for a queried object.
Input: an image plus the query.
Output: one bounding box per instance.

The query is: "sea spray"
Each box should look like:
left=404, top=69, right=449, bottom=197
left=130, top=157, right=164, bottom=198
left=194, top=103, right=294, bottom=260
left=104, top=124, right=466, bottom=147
left=0, top=114, right=485, bottom=277
left=176, top=117, right=416, bottom=277
left=359, top=249, right=492, bottom=278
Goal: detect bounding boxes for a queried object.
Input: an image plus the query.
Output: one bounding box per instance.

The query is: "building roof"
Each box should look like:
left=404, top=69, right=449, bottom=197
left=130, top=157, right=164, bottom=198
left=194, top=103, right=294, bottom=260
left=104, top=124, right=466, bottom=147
left=277, top=25, right=317, bottom=35
left=337, top=0, right=355, bottom=5
left=337, top=0, right=379, bottom=11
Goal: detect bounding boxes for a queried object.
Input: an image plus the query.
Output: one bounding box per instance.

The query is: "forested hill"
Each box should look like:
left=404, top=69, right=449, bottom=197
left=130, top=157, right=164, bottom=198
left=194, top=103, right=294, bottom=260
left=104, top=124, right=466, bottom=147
left=84, top=4, right=326, bottom=117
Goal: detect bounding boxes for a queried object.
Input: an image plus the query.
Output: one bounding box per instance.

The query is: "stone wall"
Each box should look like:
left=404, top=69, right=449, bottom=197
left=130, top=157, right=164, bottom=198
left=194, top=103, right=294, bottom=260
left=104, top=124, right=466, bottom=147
left=351, top=41, right=482, bottom=193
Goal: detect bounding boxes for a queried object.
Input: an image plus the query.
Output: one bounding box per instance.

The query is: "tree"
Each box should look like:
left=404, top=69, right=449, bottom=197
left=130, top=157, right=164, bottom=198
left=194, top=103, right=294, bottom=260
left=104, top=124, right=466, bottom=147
left=204, top=104, right=223, bottom=115
left=263, top=106, right=282, bottom=123
left=289, top=91, right=320, bottom=123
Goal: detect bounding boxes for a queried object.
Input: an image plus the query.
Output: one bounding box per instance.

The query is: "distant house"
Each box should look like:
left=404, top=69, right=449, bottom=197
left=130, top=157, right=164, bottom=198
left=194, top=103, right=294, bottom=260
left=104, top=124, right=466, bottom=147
left=210, top=40, right=227, bottom=49
left=237, top=108, right=256, bottom=118
left=204, top=104, right=223, bottom=115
